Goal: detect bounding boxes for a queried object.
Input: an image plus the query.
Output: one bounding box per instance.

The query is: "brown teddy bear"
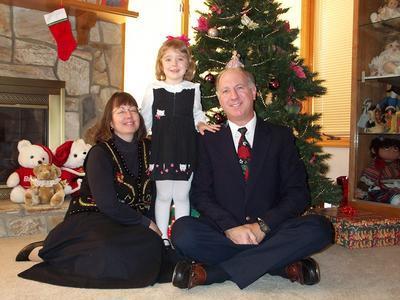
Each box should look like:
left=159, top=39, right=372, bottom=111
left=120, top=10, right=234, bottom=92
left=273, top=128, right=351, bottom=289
left=25, top=163, right=65, bottom=207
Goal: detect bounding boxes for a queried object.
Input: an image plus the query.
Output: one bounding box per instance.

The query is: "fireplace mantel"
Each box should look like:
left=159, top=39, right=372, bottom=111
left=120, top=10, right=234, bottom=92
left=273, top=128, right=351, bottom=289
left=0, top=76, right=65, bottom=95
left=0, top=0, right=138, bottom=24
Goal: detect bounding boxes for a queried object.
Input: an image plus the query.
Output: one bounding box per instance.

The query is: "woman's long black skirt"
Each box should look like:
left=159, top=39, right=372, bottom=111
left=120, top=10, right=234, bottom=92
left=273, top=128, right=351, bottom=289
left=18, top=212, right=178, bottom=289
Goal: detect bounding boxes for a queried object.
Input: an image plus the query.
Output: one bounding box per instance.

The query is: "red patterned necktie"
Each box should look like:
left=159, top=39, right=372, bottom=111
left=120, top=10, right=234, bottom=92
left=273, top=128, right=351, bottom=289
left=237, top=127, right=251, bottom=181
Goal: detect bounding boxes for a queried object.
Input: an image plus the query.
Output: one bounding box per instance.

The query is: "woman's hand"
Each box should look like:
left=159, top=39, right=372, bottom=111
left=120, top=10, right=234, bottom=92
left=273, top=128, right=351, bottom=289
left=197, top=122, right=221, bottom=135
left=149, top=220, right=162, bottom=236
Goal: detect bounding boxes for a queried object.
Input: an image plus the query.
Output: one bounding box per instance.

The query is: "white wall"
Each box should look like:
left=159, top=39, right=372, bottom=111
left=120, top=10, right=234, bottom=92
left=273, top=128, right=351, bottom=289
left=125, top=0, right=181, bottom=106
left=323, top=147, right=349, bottom=180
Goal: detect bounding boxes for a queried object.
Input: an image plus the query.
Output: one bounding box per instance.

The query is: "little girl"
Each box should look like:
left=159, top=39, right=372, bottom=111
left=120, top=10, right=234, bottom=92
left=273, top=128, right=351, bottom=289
left=141, top=36, right=219, bottom=242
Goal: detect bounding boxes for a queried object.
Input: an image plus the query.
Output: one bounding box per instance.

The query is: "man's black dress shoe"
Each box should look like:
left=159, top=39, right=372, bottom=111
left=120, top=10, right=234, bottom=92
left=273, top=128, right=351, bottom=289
left=285, top=257, right=320, bottom=285
left=15, top=241, right=44, bottom=261
left=172, top=260, right=207, bottom=289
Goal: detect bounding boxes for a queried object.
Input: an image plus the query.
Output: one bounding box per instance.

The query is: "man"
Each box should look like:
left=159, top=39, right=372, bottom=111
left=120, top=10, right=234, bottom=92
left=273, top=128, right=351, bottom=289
left=170, top=67, right=333, bottom=289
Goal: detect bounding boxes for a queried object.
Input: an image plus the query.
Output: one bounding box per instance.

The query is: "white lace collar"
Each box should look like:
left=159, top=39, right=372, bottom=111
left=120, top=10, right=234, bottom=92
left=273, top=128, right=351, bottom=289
left=153, top=80, right=199, bottom=93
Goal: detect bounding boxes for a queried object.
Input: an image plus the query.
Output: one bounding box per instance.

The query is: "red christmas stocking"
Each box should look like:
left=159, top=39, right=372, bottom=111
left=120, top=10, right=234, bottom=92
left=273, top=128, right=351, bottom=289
left=44, top=8, right=77, bottom=61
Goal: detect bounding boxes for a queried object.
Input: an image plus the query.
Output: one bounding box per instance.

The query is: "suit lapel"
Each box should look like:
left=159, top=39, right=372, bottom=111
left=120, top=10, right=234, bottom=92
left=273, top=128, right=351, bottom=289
left=246, top=120, right=271, bottom=194
left=219, top=124, right=245, bottom=186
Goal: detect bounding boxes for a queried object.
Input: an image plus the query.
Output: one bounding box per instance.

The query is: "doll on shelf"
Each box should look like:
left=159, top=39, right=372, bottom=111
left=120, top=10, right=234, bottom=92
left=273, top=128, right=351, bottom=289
left=370, top=0, right=400, bottom=23
left=369, top=39, right=400, bottom=76
left=364, top=104, right=385, bottom=133
left=357, top=136, right=400, bottom=205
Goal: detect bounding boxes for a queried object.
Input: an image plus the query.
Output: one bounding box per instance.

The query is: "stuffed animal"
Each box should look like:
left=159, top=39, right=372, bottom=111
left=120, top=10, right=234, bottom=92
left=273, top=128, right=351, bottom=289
left=53, top=139, right=91, bottom=195
left=357, top=137, right=400, bottom=205
left=370, top=0, right=400, bottom=23
left=6, top=140, right=53, bottom=203
left=369, top=40, right=400, bottom=76
left=25, top=163, right=65, bottom=207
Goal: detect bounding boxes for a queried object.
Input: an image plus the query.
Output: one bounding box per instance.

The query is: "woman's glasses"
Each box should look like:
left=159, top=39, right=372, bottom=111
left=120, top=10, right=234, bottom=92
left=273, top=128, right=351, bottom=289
left=113, top=106, right=138, bottom=115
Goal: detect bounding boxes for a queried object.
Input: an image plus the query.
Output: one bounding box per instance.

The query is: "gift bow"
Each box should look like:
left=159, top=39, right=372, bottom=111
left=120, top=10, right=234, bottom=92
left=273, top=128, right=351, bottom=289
left=166, top=34, right=190, bottom=46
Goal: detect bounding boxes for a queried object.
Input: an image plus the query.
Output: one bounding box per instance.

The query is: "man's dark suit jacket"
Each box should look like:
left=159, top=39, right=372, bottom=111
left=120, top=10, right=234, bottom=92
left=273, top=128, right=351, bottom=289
left=191, top=117, right=310, bottom=233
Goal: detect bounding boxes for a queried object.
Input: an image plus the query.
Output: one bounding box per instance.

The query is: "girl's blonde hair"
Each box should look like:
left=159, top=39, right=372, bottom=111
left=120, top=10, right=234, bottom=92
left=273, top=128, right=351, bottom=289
left=155, top=38, right=196, bottom=81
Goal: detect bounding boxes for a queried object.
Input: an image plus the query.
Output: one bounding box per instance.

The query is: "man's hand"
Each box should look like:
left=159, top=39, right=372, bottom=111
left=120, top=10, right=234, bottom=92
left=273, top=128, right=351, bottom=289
left=243, top=223, right=266, bottom=244
left=224, top=225, right=258, bottom=245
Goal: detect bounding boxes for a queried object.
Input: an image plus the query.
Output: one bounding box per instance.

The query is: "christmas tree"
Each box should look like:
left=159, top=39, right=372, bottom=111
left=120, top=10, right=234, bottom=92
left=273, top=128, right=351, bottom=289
left=191, top=0, right=341, bottom=206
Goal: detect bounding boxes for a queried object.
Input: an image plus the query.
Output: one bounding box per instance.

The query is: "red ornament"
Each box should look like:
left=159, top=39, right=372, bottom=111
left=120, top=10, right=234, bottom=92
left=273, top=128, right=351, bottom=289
left=204, top=73, right=215, bottom=84
left=268, top=78, right=280, bottom=90
left=283, top=21, right=291, bottom=32
left=214, top=112, right=227, bottom=124
left=211, top=4, right=222, bottom=15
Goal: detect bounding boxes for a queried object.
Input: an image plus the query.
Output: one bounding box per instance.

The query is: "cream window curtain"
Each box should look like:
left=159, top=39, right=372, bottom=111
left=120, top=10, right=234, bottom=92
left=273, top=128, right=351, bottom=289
left=312, top=0, right=353, bottom=137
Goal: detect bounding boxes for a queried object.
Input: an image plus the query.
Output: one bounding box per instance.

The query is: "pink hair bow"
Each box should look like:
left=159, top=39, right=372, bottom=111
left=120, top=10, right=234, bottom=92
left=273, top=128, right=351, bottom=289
left=166, top=34, right=190, bottom=47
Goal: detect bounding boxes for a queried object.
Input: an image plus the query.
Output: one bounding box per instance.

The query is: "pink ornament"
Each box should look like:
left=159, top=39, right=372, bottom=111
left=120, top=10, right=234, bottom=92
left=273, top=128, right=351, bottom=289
left=290, top=63, right=306, bottom=79
left=194, top=16, right=209, bottom=32
left=211, top=4, right=222, bottom=15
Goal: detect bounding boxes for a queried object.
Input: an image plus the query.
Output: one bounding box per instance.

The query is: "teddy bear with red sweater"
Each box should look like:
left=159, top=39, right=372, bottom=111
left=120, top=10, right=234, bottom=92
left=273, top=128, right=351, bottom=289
left=53, top=139, right=91, bottom=196
left=6, top=140, right=53, bottom=203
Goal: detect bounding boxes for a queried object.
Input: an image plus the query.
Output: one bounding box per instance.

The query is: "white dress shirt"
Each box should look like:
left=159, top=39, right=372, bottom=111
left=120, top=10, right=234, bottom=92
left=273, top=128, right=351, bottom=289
left=228, top=112, right=257, bottom=152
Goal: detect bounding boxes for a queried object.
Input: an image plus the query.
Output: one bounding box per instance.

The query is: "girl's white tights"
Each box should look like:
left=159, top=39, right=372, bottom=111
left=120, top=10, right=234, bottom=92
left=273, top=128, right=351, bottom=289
left=155, top=176, right=192, bottom=240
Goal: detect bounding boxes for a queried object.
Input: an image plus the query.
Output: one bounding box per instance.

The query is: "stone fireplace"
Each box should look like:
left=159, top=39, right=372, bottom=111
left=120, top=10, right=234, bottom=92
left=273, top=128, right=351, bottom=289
left=0, top=3, right=124, bottom=236
left=0, top=3, right=124, bottom=139
left=0, top=76, right=65, bottom=199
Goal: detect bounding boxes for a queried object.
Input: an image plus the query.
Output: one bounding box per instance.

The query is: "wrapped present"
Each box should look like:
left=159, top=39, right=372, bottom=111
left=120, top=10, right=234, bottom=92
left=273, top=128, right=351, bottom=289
left=315, top=207, right=400, bottom=249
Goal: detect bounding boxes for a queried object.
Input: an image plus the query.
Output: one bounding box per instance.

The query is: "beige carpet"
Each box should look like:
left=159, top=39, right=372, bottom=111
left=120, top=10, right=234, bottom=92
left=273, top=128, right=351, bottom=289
left=0, top=234, right=399, bottom=300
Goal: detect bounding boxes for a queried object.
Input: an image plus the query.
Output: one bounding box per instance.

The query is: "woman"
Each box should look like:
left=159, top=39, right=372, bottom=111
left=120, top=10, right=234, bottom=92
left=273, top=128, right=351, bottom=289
left=16, top=92, right=180, bottom=288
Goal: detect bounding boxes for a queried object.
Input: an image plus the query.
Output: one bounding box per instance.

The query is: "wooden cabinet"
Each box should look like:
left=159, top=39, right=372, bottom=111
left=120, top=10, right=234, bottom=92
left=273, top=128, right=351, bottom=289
left=349, top=0, right=400, bottom=216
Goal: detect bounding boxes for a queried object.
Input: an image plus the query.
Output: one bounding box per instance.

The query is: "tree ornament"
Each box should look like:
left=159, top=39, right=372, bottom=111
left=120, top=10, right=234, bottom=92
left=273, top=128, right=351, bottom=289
left=206, top=107, right=227, bottom=125
left=309, top=153, right=317, bottom=164
left=226, top=50, right=244, bottom=68
left=283, top=21, right=291, bottom=32
left=207, top=27, right=219, bottom=37
left=194, top=16, right=209, bottom=32
left=241, top=14, right=259, bottom=30
left=287, top=84, right=296, bottom=96
left=214, top=112, right=227, bottom=125
left=268, top=78, right=280, bottom=90
left=265, top=92, right=274, bottom=105
left=290, top=62, right=306, bottom=79
left=204, top=73, right=216, bottom=84
left=211, top=4, right=222, bottom=15
left=285, top=99, right=302, bottom=114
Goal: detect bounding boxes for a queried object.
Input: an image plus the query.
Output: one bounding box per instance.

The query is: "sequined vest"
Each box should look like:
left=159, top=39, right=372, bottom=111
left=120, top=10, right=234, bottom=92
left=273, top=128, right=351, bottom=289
left=66, top=138, right=153, bottom=217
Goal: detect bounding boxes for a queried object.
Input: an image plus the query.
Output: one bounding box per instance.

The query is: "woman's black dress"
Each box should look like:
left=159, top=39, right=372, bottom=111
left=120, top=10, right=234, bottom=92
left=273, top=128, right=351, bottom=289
left=18, top=135, right=180, bottom=288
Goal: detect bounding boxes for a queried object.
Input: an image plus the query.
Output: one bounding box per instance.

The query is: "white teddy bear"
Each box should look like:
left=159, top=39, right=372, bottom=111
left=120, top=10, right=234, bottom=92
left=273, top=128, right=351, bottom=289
left=370, top=0, right=400, bottom=23
left=369, top=40, right=400, bottom=76
left=53, top=139, right=92, bottom=195
left=6, top=140, right=53, bottom=203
